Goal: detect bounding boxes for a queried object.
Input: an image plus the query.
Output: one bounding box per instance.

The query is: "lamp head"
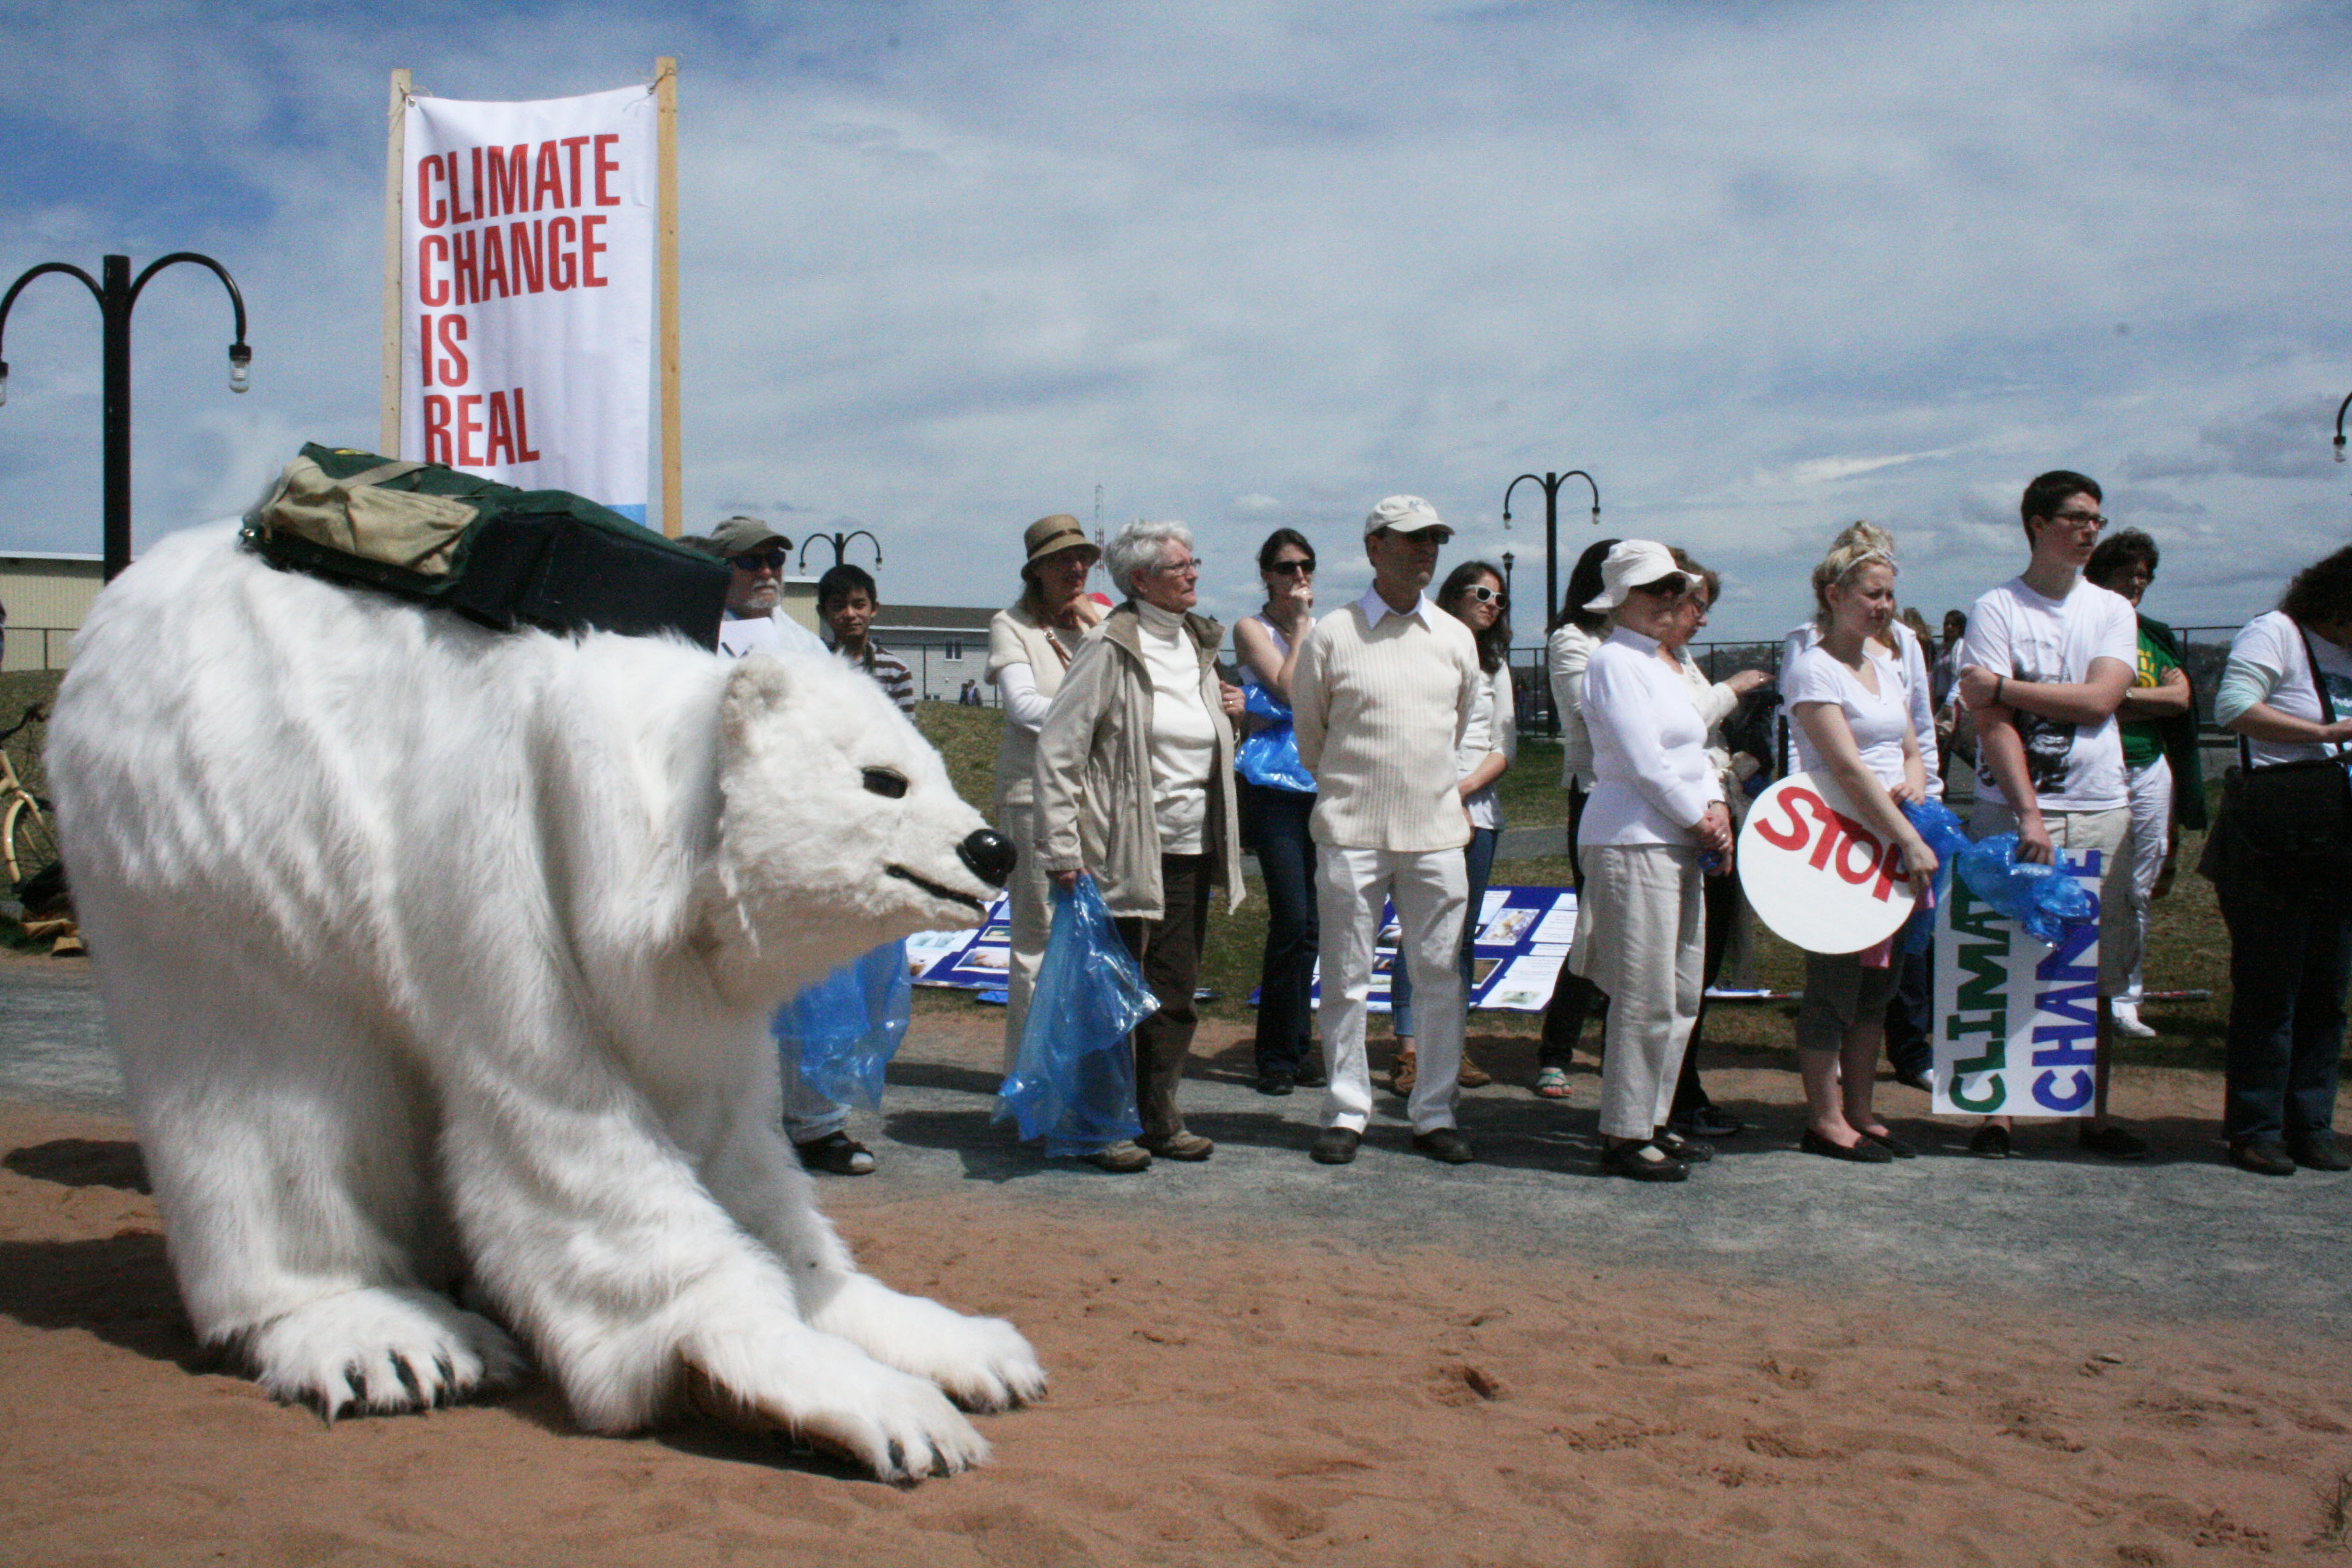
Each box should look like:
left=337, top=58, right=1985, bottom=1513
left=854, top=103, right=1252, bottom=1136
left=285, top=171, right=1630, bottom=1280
left=228, top=342, right=252, bottom=394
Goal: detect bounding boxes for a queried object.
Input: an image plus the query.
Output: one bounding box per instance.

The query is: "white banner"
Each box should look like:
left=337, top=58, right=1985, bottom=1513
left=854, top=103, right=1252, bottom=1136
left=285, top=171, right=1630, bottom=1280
left=398, top=84, right=655, bottom=520
left=1929, top=848, right=2103, bottom=1118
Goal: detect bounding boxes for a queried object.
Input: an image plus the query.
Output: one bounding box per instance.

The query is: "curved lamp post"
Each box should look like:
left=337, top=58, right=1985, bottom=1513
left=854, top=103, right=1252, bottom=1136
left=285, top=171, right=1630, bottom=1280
left=797, top=528, right=883, bottom=573
left=2334, top=390, right=2351, bottom=465
left=1501, top=468, right=1601, bottom=634
left=0, top=252, right=251, bottom=581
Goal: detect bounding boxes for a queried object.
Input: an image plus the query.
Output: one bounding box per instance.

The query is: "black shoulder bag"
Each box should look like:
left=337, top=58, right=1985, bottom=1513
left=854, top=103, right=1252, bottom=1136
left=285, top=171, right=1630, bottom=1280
left=2219, top=619, right=2352, bottom=885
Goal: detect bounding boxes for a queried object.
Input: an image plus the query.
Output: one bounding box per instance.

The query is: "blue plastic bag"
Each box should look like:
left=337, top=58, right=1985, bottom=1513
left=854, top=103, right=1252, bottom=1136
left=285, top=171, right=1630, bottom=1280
left=1896, top=799, right=1971, bottom=954
left=995, top=875, right=1157, bottom=1155
left=771, top=939, right=912, bottom=1109
left=1954, top=832, right=2099, bottom=947
left=1233, top=681, right=1316, bottom=795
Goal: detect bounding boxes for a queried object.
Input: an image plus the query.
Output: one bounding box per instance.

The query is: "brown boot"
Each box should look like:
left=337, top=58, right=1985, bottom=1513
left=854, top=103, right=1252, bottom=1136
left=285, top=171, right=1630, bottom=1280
left=1457, top=1056, right=1492, bottom=1089
left=1390, top=1044, right=1417, bottom=1096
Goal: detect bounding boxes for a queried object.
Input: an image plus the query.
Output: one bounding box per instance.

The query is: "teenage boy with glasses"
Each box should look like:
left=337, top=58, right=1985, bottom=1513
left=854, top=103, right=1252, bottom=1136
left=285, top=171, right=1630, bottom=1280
left=1953, top=469, right=2146, bottom=1160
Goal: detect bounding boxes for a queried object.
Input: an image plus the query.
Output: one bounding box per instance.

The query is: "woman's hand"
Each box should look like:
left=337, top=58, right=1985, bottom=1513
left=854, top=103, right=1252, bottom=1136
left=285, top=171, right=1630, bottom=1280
left=1890, top=775, right=1926, bottom=806
left=1220, top=681, right=1246, bottom=720
left=1051, top=869, right=1080, bottom=893
left=1284, top=578, right=1315, bottom=617
left=1725, top=668, right=1770, bottom=698
left=1693, top=802, right=1734, bottom=858
left=1897, top=834, right=1938, bottom=897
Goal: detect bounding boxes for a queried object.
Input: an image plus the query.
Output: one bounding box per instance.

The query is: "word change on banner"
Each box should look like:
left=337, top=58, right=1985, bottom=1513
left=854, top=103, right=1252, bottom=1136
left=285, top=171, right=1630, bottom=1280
left=399, top=85, right=655, bottom=520
left=1930, top=848, right=2102, bottom=1117
left=1737, top=771, right=1917, bottom=955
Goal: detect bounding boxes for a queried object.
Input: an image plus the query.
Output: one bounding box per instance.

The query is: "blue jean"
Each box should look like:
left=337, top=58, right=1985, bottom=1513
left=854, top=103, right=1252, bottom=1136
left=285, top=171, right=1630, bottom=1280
left=1240, top=782, right=1319, bottom=1076
left=2218, top=874, right=2352, bottom=1145
left=1391, top=825, right=1497, bottom=1039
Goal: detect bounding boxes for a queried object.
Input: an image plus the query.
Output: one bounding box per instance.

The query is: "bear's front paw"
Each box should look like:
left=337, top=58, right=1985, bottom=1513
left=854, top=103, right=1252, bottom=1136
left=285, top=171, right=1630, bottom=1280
left=682, top=1330, right=991, bottom=1481
left=808, top=1278, right=1048, bottom=1414
left=243, top=1286, right=524, bottom=1420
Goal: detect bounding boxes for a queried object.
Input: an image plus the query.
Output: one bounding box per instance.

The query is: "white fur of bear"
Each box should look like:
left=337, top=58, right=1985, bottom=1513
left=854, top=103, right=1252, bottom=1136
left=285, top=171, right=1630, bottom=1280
left=45, top=520, right=1043, bottom=1480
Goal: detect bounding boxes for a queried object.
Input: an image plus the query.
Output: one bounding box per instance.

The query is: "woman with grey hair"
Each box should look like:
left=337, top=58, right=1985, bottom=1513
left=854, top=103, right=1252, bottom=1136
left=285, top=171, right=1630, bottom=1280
left=1033, top=521, right=1247, bottom=1172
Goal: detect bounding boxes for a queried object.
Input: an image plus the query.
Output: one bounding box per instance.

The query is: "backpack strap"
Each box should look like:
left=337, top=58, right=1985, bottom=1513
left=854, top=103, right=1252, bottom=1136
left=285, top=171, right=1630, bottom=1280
left=344, top=459, right=429, bottom=489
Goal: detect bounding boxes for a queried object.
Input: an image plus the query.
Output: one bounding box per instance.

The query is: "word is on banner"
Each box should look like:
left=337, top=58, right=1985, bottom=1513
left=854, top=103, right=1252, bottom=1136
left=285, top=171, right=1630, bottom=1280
left=1929, top=847, right=2102, bottom=1118
left=1737, top=771, right=1917, bottom=955
left=398, top=84, right=655, bottom=521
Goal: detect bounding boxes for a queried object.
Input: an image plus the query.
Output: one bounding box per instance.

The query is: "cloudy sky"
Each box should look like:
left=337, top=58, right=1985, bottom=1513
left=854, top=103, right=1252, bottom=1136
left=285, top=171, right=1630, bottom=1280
left=4, top=0, right=2348, bottom=642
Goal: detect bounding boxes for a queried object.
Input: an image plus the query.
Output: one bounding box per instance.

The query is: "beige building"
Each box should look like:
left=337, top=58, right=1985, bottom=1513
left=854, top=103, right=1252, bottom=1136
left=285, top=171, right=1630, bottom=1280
left=1, top=552, right=102, bottom=672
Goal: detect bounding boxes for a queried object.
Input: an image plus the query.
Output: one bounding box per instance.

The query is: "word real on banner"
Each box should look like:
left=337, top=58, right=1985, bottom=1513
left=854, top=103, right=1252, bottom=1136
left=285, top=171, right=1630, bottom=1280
left=399, top=85, right=655, bottom=521
left=1929, top=848, right=2102, bottom=1118
left=1737, top=771, right=1917, bottom=956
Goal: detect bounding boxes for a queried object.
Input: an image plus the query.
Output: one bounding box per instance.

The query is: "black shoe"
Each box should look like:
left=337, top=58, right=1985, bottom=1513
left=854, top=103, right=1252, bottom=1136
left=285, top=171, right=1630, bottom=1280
left=1968, top=1123, right=2011, bottom=1159
left=2229, top=1138, right=2296, bottom=1178
left=2287, top=1130, right=2349, bottom=1171
left=1800, top=1128, right=1893, bottom=1164
left=1255, top=1069, right=1296, bottom=1097
left=1291, top=1060, right=1328, bottom=1088
left=1653, top=1129, right=1714, bottom=1163
left=1310, top=1126, right=1361, bottom=1165
left=1600, top=1139, right=1687, bottom=1183
left=2077, top=1123, right=2149, bottom=1161
left=1674, top=1104, right=1744, bottom=1140
left=1860, top=1126, right=1919, bottom=1159
left=1410, top=1127, right=1475, bottom=1165
left=793, top=1131, right=876, bottom=1175
left=1892, top=1065, right=1935, bottom=1094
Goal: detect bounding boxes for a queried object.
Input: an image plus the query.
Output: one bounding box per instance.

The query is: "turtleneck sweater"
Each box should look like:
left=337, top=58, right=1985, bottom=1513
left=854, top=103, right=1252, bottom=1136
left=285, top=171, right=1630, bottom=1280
left=1137, top=599, right=1215, bottom=854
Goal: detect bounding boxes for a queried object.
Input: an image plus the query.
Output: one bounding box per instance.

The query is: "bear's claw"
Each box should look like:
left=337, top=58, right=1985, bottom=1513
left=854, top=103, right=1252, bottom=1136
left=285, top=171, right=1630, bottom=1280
left=244, top=1287, right=523, bottom=1422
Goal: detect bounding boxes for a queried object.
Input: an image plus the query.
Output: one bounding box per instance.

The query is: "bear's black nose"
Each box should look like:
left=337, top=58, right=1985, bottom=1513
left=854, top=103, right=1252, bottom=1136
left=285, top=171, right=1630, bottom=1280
left=958, top=828, right=1017, bottom=889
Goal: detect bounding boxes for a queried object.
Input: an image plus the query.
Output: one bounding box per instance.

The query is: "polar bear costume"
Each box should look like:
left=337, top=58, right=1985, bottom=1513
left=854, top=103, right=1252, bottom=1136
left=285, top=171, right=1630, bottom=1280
left=46, top=521, right=1044, bottom=1480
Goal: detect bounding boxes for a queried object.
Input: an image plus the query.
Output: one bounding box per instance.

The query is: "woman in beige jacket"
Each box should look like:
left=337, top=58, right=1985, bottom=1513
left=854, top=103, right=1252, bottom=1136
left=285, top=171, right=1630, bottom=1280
left=987, top=515, right=1105, bottom=1076
left=1034, top=520, right=1245, bottom=1172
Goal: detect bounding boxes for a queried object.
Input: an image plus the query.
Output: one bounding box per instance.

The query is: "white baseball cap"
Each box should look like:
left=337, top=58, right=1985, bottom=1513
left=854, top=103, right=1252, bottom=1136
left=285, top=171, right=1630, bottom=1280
left=1364, top=495, right=1450, bottom=539
left=1583, top=540, right=1685, bottom=611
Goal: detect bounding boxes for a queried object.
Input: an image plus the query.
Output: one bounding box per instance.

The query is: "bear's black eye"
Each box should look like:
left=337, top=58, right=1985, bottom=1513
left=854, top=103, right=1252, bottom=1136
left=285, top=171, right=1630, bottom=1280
left=861, top=767, right=909, bottom=799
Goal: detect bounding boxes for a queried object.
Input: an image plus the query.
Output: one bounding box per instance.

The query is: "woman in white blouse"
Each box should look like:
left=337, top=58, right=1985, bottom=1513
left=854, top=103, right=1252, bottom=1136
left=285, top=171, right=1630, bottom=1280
left=1783, top=534, right=1939, bottom=1163
left=1388, top=560, right=1517, bottom=1096
left=1536, top=539, right=1619, bottom=1099
left=1570, top=541, right=1733, bottom=1182
left=986, top=516, right=1105, bottom=1074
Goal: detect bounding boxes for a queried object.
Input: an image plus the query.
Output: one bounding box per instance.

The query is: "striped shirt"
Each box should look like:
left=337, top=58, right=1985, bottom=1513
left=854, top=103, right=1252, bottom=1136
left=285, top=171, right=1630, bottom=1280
left=836, top=639, right=917, bottom=716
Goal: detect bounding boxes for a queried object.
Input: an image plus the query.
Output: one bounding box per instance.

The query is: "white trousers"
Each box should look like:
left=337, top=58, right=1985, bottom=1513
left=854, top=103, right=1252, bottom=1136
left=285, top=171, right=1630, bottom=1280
left=2119, top=756, right=2172, bottom=1008
left=1316, top=845, right=1468, bottom=1134
left=994, top=797, right=1054, bottom=1074
left=1572, top=844, right=1705, bottom=1141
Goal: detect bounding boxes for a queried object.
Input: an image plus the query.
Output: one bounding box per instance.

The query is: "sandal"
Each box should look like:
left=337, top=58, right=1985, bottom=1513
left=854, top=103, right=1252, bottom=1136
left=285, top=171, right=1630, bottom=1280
left=1533, top=1065, right=1571, bottom=1100
left=794, top=1130, right=877, bottom=1176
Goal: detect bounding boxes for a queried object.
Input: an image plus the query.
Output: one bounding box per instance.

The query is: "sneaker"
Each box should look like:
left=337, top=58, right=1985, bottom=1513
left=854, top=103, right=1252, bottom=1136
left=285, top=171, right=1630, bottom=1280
left=1310, top=1126, right=1362, bottom=1165
left=2229, top=1138, right=2296, bottom=1178
left=2110, top=1002, right=2158, bottom=1039
left=793, top=1131, right=876, bottom=1176
left=1456, top=1061, right=1493, bottom=1089
left=1410, top=1126, right=1475, bottom=1165
left=2077, top=1123, right=2149, bottom=1161
left=1140, top=1129, right=1214, bottom=1161
left=1600, top=1139, right=1687, bottom=1183
left=2288, top=1129, right=2350, bottom=1172
left=1084, top=1140, right=1152, bottom=1173
left=1255, top=1068, right=1296, bottom=1097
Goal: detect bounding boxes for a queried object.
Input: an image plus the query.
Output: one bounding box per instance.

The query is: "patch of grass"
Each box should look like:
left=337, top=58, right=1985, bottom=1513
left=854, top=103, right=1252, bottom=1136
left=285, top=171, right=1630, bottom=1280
left=910, top=701, right=1004, bottom=815
left=2316, top=1466, right=2352, bottom=1549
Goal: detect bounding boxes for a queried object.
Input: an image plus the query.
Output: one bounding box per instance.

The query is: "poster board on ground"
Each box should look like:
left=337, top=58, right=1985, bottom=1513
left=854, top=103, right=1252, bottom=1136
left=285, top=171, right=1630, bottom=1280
left=1929, top=847, right=2102, bottom=1118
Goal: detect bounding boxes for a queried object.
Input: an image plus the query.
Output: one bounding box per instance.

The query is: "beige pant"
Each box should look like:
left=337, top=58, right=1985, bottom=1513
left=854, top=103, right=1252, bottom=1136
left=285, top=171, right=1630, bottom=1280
left=995, top=797, right=1054, bottom=1075
left=1573, top=843, right=1706, bottom=1141
left=1967, top=800, right=2135, bottom=993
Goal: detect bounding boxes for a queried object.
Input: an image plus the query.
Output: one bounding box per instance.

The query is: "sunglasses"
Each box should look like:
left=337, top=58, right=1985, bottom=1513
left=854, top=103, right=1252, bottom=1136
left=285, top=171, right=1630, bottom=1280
left=1267, top=558, right=1315, bottom=576
left=728, top=547, right=790, bottom=572
left=1462, top=584, right=1505, bottom=606
left=1380, top=527, right=1453, bottom=546
left=1628, top=573, right=1692, bottom=598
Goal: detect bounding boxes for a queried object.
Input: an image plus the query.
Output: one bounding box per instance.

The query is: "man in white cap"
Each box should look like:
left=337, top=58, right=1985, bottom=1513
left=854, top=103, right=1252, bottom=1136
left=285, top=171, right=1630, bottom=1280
left=1291, top=496, right=1485, bottom=1165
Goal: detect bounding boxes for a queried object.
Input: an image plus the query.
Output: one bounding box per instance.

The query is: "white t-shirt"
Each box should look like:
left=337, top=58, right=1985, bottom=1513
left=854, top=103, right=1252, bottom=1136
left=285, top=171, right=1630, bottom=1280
left=717, top=609, right=828, bottom=660
left=1784, top=644, right=1912, bottom=789
left=1782, top=618, right=1940, bottom=793
left=2222, top=610, right=2352, bottom=769
left=1459, top=662, right=1518, bottom=831
left=1958, top=576, right=2137, bottom=812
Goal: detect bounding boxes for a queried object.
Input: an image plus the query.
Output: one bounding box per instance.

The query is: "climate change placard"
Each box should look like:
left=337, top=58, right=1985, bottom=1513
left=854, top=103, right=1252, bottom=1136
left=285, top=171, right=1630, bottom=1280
left=398, top=84, right=656, bottom=520
left=1929, top=848, right=2102, bottom=1117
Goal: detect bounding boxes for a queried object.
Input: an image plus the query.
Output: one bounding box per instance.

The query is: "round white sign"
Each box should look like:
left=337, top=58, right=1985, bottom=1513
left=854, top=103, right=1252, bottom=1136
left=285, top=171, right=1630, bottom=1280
left=1736, top=771, right=1918, bottom=955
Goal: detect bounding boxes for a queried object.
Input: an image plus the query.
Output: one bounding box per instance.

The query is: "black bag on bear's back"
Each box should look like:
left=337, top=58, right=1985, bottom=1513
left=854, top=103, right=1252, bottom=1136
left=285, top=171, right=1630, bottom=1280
left=240, top=443, right=728, bottom=649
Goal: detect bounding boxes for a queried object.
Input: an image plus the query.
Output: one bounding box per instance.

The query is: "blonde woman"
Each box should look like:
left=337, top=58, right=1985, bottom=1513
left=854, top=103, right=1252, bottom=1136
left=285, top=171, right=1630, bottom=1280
left=1783, top=531, right=1939, bottom=1161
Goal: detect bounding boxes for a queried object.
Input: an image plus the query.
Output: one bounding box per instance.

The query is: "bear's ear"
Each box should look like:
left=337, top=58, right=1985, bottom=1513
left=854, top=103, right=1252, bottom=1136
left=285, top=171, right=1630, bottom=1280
left=720, top=656, right=794, bottom=745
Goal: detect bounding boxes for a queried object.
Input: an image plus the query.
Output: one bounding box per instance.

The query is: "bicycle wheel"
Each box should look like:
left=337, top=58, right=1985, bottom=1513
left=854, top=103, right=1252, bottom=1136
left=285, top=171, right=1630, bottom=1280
left=4, top=795, right=59, bottom=887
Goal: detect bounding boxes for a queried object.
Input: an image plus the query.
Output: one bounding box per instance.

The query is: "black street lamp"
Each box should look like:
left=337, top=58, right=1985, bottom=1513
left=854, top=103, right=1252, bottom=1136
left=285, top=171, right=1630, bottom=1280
left=1501, top=468, right=1601, bottom=633
left=0, top=252, right=252, bottom=581
left=798, top=528, right=884, bottom=573
left=2334, top=390, right=2352, bottom=466
left=1500, top=548, right=1515, bottom=607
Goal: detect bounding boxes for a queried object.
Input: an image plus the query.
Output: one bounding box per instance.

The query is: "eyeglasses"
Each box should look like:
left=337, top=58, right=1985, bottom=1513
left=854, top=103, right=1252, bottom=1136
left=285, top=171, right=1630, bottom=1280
left=729, top=547, right=789, bottom=572
left=1463, top=585, right=1505, bottom=606
left=1267, top=558, right=1315, bottom=577
left=1151, top=556, right=1203, bottom=577
left=2043, top=510, right=2109, bottom=533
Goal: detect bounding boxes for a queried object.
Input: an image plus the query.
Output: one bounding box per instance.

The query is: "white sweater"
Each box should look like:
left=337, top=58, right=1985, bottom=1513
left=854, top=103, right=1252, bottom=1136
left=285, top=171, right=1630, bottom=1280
left=1292, top=587, right=1481, bottom=852
left=1579, top=627, right=1725, bottom=848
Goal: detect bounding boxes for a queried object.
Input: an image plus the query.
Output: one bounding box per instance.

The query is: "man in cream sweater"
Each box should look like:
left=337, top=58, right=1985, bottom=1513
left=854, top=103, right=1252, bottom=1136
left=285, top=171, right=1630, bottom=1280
left=1292, top=496, right=1484, bottom=1165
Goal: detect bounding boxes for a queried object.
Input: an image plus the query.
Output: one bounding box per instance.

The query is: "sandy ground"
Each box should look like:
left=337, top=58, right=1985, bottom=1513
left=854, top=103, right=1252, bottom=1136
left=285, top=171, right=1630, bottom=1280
left=4, top=961, right=2350, bottom=1566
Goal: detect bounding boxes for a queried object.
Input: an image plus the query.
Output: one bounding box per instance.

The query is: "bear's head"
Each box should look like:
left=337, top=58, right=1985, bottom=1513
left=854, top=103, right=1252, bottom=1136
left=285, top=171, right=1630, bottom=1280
left=700, top=655, right=1009, bottom=1004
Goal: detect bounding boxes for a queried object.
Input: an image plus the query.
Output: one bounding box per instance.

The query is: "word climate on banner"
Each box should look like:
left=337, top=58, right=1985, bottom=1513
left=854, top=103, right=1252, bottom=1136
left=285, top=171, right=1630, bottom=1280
left=1929, top=848, right=2102, bottom=1118
left=399, top=85, right=655, bottom=520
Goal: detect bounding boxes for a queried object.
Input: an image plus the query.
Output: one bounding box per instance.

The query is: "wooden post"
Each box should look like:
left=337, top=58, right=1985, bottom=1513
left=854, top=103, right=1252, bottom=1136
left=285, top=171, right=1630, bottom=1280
left=380, top=68, right=411, bottom=457
left=655, top=57, right=682, bottom=537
